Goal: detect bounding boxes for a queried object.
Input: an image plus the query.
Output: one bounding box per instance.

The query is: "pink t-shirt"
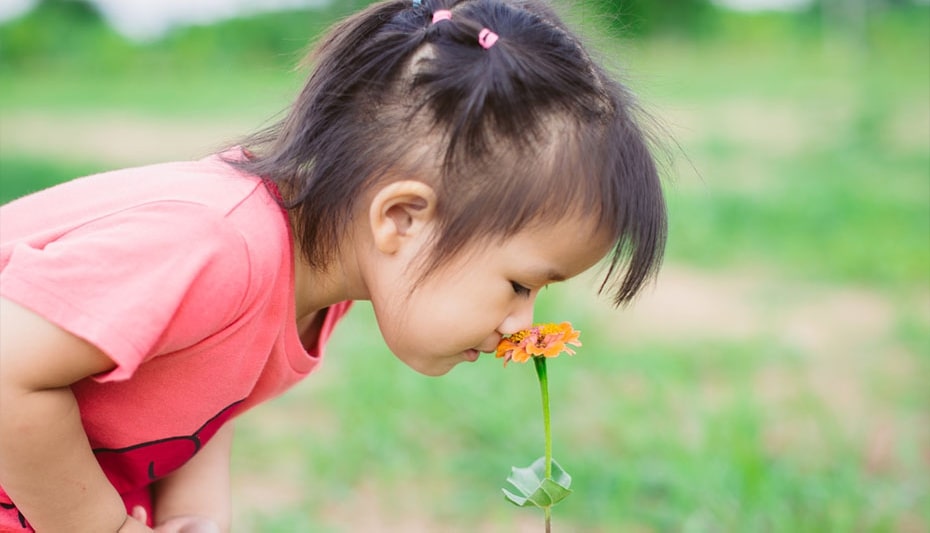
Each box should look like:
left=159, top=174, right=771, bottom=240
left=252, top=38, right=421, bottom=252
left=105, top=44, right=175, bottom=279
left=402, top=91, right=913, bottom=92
left=0, top=151, right=351, bottom=529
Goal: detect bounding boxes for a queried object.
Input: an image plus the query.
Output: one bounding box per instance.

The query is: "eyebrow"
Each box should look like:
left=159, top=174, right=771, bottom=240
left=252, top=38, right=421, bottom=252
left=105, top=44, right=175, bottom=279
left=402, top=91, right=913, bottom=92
left=533, top=268, right=566, bottom=283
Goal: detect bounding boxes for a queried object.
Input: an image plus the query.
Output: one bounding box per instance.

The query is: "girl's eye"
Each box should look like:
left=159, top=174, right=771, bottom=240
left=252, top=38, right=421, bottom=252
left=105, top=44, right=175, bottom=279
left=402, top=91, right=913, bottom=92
left=510, top=281, right=531, bottom=297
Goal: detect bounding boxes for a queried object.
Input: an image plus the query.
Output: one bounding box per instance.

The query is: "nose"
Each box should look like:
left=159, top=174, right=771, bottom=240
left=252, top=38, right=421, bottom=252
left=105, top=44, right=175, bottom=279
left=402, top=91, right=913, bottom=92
left=497, top=297, right=535, bottom=336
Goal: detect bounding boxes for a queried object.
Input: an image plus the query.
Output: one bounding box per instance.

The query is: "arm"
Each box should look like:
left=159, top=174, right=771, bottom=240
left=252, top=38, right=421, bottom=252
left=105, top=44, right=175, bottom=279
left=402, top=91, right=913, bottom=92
left=0, top=298, right=149, bottom=531
left=151, top=422, right=234, bottom=532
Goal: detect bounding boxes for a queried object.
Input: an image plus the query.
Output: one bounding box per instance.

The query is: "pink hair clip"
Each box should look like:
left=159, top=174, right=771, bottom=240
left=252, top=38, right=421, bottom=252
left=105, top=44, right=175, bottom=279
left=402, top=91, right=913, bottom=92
left=478, top=28, right=499, bottom=49
left=432, top=10, right=452, bottom=24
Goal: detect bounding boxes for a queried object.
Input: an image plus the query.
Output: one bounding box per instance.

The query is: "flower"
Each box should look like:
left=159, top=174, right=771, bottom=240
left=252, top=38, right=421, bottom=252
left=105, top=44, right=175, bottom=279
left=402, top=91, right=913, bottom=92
left=496, top=322, right=582, bottom=366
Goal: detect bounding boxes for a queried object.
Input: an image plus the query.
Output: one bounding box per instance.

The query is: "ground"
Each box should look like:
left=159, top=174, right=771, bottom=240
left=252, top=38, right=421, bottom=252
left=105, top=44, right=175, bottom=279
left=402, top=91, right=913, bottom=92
left=2, top=102, right=926, bottom=531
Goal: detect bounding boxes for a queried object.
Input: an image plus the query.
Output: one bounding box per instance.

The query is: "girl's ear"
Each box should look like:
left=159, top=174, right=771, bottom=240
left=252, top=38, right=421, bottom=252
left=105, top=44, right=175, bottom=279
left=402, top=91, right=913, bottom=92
left=369, top=180, right=437, bottom=254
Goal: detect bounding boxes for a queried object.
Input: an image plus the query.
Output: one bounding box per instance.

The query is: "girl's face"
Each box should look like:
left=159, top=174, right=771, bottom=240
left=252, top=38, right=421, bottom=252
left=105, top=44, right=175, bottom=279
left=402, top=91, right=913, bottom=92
left=367, top=215, right=612, bottom=376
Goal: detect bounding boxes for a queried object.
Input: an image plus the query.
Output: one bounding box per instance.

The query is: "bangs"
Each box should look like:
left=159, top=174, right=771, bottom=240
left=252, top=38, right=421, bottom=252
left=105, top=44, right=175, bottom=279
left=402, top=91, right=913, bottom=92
left=417, top=98, right=666, bottom=306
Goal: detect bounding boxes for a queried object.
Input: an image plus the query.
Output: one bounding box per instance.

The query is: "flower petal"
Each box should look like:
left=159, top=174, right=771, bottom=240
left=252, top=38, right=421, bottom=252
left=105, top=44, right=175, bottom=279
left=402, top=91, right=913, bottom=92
left=496, top=322, right=582, bottom=365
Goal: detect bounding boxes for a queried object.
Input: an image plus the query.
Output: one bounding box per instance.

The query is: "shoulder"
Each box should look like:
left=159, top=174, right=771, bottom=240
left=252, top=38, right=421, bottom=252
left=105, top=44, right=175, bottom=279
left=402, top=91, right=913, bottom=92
left=0, top=199, right=259, bottom=374
left=1, top=150, right=288, bottom=264
left=0, top=149, right=292, bottom=313
left=1, top=150, right=269, bottom=227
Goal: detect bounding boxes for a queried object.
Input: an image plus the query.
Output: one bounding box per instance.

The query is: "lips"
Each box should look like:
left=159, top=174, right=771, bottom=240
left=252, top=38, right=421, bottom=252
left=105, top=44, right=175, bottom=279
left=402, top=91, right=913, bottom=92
left=463, top=349, right=480, bottom=362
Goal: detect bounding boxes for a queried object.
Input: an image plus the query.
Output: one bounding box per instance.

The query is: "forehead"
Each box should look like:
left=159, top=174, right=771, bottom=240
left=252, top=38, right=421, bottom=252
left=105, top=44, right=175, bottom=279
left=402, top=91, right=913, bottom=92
left=471, top=215, right=612, bottom=281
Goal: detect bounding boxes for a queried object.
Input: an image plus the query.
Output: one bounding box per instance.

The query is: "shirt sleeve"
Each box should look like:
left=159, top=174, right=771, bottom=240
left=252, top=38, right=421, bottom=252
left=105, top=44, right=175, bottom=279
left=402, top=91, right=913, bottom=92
left=0, top=201, right=252, bottom=382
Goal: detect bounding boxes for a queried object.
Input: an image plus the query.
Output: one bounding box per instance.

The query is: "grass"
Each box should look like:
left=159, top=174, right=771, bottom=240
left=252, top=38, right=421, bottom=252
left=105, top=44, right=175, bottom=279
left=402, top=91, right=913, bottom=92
left=0, top=67, right=301, bottom=118
left=0, top=156, right=107, bottom=202
left=230, top=300, right=928, bottom=531
left=1, top=5, right=928, bottom=531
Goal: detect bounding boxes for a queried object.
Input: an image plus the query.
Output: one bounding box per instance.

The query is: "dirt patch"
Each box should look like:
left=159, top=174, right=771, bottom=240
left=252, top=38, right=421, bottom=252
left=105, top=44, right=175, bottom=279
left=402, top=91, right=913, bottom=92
left=0, top=110, right=259, bottom=167
left=317, top=480, right=598, bottom=533
left=592, top=266, right=927, bottom=466
left=610, top=265, right=900, bottom=351
left=656, top=97, right=852, bottom=156
left=604, top=266, right=900, bottom=354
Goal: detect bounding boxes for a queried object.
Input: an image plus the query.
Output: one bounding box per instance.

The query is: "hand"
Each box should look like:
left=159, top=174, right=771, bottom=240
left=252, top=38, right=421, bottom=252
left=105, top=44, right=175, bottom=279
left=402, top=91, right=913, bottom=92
left=118, top=508, right=154, bottom=532
left=155, top=516, right=222, bottom=533
left=129, top=506, right=222, bottom=533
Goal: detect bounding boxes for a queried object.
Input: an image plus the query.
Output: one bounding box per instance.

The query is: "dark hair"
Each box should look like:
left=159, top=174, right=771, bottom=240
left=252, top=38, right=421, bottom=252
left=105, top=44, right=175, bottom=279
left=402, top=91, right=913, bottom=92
left=231, top=0, right=667, bottom=306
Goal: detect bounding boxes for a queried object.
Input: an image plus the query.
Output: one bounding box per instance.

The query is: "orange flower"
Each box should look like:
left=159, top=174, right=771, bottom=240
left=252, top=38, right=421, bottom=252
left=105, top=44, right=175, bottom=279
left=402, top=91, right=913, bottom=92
left=496, top=322, right=582, bottom=366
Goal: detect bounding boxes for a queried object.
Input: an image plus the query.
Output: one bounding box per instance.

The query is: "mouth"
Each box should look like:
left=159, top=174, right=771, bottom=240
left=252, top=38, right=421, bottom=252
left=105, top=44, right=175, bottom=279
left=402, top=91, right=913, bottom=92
left=462, top=349, right=480, bottom=362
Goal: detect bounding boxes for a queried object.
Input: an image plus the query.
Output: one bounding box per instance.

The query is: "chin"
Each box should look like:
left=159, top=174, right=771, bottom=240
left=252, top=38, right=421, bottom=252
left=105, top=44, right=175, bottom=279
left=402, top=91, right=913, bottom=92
left=400, top=355, right=458, bottom=377
left=416, top=362, right=457, bottom=377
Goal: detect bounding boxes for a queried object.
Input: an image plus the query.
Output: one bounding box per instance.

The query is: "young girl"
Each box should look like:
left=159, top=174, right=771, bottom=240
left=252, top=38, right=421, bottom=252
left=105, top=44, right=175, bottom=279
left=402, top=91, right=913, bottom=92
left=0, top=0, right=666, bottom=530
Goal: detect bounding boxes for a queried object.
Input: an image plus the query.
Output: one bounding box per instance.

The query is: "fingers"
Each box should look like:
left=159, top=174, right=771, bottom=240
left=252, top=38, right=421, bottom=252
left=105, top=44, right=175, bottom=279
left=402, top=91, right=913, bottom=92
left=118, top=510, right=154, bottom=533
left=131, top=505, right=148, bottom=524
left=153, top=516, right=222, bottom=533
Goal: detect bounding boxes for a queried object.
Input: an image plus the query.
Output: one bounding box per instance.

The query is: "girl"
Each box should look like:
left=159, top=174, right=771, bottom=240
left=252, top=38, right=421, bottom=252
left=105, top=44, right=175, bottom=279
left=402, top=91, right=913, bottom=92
left=0, top=0, right=666, bottom=530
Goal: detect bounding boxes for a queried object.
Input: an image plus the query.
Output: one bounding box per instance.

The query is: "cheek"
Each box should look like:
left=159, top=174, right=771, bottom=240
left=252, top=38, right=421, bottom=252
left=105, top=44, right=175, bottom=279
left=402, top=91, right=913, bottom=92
left=373, top=288, right=487, bottom=354
left=370, top=296, right=411, bottom=351
left=369, top=266, right=511, bottom=356
left=370, top=290, right=442, bottom=355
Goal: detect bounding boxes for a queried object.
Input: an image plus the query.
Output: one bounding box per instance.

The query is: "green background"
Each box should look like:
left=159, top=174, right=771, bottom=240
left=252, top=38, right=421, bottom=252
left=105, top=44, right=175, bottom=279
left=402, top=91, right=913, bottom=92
left=1, top=1, right=928, bottom=531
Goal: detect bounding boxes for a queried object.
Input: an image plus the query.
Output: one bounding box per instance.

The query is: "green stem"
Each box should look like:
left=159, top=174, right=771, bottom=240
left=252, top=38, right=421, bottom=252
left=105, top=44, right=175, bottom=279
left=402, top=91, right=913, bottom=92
left=534, top=356, right=553, bottom=532
left=533, top=356, right=552, bottom=479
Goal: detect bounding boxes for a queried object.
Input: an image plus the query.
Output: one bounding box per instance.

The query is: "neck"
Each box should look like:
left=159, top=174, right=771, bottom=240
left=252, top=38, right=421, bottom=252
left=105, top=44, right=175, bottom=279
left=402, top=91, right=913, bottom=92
left=291, top=237, right=367, bottom=322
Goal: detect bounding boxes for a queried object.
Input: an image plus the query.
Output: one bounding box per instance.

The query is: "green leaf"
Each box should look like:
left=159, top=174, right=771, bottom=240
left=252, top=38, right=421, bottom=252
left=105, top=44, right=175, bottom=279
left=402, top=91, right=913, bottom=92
left=507, top=458, right=545, bottom=494
left=502, top=487, right=530, bottom=507
left=502, top=456, right=573, bottom=508
left=549, top=458, right=573, bottom=491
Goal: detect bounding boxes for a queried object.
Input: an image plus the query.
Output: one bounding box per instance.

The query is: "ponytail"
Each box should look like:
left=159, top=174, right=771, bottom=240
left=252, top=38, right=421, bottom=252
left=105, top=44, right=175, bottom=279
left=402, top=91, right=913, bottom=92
left=232, top=0, right=667, bottom=306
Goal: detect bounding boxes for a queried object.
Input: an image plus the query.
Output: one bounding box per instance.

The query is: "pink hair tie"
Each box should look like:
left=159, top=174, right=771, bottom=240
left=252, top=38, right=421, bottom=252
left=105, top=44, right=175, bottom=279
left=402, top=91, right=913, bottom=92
left=478, top=28, right=499, bottom=49
left=432, top=10, right=452, bottom=24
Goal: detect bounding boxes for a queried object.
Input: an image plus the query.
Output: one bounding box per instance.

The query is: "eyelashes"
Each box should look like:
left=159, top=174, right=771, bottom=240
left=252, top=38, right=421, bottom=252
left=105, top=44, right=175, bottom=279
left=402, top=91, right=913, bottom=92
left=510, top=281, right=531, bottom=297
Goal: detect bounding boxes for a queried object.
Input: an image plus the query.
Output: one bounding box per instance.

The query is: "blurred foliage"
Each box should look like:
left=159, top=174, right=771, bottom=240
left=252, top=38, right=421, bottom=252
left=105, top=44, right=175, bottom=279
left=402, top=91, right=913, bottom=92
left=0, top=156, right=103, bottom=201
left=0, top=0, right=363, bottom=73
left=586, top=0, right=718, bottom=36
left=585, top=0, right=930, bottom=38
left=3, top=0, right=930, bottom=74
